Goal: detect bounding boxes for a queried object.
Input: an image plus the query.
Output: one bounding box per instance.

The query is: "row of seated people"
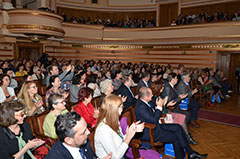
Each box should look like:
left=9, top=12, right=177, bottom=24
left=0, top=57, right=232, bottom=158
left=0, top=71, right=210, bottom=158
left=171, top=9, right=240, bottom=26
left=65, top=15, right=156, bottom=28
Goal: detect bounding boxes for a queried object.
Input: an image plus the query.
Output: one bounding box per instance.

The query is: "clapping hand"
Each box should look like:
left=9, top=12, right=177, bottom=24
left=167, top=100, right=176, bottom=107
left=118, top=95, right=127, bottom=103
left=99, top=152, right=112, bottom=159
left=156, top=97, right=163, bottom=109
left=192, top=88, right=198, bottom=94
left=179, top=94, right=188, bottom=99
left=27, top=138, right=45, bottom=150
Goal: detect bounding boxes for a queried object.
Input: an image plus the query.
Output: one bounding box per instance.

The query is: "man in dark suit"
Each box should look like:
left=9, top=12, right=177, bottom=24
left=46, top=112, right=112, bottom=159
left=137, top=72, right=150, bottom=91
left=116, top=75, right=137, bottom=110
left=161, top=73, right=191, bottom=123
left=176, top=71, right=201, bottom=128
left=135, top=87, right=207, bottom=159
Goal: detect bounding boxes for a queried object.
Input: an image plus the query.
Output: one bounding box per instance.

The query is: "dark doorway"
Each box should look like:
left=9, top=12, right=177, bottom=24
left=15, top=43, right=43, bottom=62
left=217, top=51, right=240, bottom=91
left=229, top=53, right=240, bottom=91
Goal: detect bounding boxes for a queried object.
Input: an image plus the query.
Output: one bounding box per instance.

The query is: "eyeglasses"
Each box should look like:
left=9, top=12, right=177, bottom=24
left=29, top=86, right=38, bottom=89
left=55, top=100, right=66, bottom=105
left=15, top=112, right=25, bottom=117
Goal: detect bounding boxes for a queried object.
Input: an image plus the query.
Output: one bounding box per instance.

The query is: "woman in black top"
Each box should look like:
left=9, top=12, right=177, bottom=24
left=0, top=101, right=44, bottom=159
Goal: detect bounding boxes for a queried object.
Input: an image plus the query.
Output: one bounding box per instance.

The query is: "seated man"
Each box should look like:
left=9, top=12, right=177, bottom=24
left=161, top=73, right=191, bottom=124
left=46, top=111, right=112, bottom=159
left=116, top=75, right=137, bottom=110
left=137, top=72, right=150, bottom=91
left=135, top=87, right=207, bottom=159
left=176, top=71, right=201, bottom=128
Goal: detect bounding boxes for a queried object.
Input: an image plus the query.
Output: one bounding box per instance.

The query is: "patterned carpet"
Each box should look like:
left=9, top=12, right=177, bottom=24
left=198, top=109, right=240, bottom=127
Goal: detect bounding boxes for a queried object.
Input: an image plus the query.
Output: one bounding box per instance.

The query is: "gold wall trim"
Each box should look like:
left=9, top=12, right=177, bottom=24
left=8, top=10, right=63, bottom=21
left=63, top=22, right=104, bottom=30
left=59, top=0, right=86, bottom=5
left=7, top=24, right=65, bottom=34
left=50, top=43, right=240, bottom=51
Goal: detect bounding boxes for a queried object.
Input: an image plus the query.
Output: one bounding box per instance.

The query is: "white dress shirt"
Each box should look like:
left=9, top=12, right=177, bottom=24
left=62, top=143, right=83, bottom=159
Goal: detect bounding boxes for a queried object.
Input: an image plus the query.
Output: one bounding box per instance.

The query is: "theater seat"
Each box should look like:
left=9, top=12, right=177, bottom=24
left=32, top=110, right=49, bottom=136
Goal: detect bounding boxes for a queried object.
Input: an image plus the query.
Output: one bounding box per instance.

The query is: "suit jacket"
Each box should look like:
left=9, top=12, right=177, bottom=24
left=176, top=80, right=193, bottom=99
left=116, top=84, right=137, bottom=110
left=137, top=79, right=149, bottom=91
left=46, top=140, right=96, bottom=159
left=161, top=82, right=182, bottom=105
left=134, top=99, right=162, bottom=141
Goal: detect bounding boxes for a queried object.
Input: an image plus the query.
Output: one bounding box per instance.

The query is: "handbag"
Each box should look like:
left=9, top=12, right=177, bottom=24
left=33, top=137, right=55, bottom=159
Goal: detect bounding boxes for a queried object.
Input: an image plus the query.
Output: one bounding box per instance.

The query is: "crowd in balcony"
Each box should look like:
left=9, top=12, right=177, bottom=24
left=0, top=53, right=236, bottom=158
left=171, top=9, right=240, bottom=26
left=62, top=13, right=156, bottom=28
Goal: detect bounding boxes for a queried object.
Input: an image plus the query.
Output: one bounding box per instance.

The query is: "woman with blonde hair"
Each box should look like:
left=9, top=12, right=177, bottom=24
left=94, top=94, right=144, bottom=159
left=18, top=81, right=45, bottom=116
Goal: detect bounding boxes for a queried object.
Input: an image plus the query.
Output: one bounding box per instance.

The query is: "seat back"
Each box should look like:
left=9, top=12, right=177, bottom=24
left=32, top=110, right=49, bottom=135
left=39, top=85, right=47, bottom=96
left=91, top=96, right=101, bottom=108
left=25, top=116, right=36, bottom=136
left=131, top=86, right=138, bottom=96
left=88, top=128, right=96, bottom=153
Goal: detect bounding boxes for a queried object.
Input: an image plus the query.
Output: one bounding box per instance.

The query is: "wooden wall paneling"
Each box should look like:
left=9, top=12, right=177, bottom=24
left=46, top=45, right=216, bottom=68
left=159, top=3, right=178, bottom=27
left=58, top=7, right=156, bottom=23
left=216, top=51, right=231, bottom=78
left=181, top=1, right=240, bottom=17
left=0, top=43, right=14, bottom=60
left=229, top=53, right=240, bottom=91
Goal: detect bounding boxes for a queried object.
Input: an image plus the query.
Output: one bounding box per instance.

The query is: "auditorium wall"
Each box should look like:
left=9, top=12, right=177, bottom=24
left=45, top=44, right=217, bottom=69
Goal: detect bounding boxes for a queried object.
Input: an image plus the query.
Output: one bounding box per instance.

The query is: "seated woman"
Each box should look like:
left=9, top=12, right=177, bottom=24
left=0, top=74, right=17, bottom=103
left=69, top=72, right=86, bottom=103
left=46, top=75, right=68, bottom=106
left=15, top=64, right=28, bottom=77
left=98, top=79, right=114, bottom=107
left=150, top=81, right=198, bottom=145
left=94, top=94, right=144, bottom=159
left=18, top=81, right=45, bottom=116
left=112, top=70, right=123, bottom=91
left=75, top=87, right=99, bottom=128
left=0, top=101, right=44, bottom=159
left=43, top=94, right=68, bottom=139
left=32, top=67, right=45, bottom=81
left=87, top=73, right=101, bottom=98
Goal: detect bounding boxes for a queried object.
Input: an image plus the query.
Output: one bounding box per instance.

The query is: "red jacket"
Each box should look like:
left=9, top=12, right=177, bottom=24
left=75, top=102, right=97, bottom=128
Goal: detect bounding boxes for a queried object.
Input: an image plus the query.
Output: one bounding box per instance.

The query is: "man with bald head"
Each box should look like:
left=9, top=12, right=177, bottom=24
left=134, top=87, right=207, bottom=159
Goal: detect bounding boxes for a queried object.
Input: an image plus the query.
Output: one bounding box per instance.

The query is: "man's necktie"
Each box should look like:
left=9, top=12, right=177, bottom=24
left=79, top=148, right=86, bottom=159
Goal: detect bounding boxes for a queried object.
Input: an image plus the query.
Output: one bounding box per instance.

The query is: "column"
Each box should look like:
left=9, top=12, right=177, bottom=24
left=50, top=0, right=56, bottom=12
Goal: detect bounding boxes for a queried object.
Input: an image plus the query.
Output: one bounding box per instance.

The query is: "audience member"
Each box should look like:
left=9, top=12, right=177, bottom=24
left=86, top=73, right=101, bottom=98
left=116, top=75, right=137, bottom=110
left=0, top=74, right=17, bottom=103
left=135, top=87, right=208, bottom=159
left=46, top=75, right=68, bottom=105
left=69, top=72, right=86, bottom=103
left=0, top=101, right=44, bottom=159
left=95, top=94, right=144, bottom=158
left=43, top=94, right=68, bottom=139
left=18, top=81, right=45, bottom=116
left=45, top=111, right=112, bottom=159
left=75, top=87, right=99, bottom=128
